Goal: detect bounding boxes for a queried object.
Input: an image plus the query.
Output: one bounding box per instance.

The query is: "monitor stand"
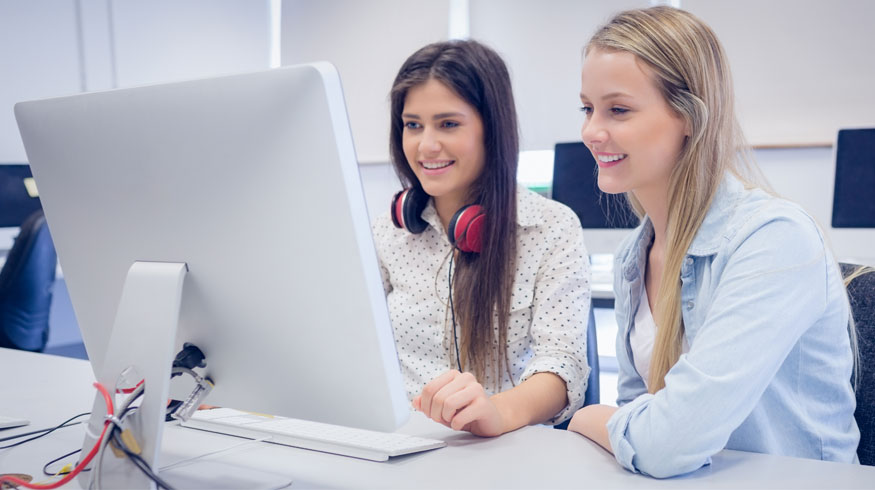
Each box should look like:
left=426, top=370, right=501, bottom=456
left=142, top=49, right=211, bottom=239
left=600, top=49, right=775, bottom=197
left=79, top=261, right=187, bottom=489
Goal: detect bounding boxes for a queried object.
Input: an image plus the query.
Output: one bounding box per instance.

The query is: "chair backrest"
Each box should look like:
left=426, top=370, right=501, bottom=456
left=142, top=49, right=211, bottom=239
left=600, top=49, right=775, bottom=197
left=584, top=305, right=600, bottom=407
left=0, top=210, right=57, bottom=351
left=554, top=304, right=599, bottom=429
left=0, top=164, right=43, bottom=228
left=841, top=262, right=875, bottom=466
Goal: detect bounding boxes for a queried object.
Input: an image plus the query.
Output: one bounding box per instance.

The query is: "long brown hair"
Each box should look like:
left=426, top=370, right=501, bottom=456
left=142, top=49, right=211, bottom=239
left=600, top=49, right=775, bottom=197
left=586, top=7, right=764, bottom=392
left=389, top=40, right=519, bottom=384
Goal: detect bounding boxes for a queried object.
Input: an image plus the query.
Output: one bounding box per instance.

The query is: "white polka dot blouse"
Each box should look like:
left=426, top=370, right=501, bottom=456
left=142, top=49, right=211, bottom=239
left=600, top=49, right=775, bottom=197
left=372, top=187, right=592, bottom=424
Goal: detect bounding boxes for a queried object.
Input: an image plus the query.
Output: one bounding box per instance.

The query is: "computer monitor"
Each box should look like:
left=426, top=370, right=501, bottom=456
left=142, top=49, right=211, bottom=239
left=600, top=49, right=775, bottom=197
left=551, top=142, right=638, bottom=255
left=832, top=128, right=875, bottom=228
left=15, top=63, right=409, bottom=485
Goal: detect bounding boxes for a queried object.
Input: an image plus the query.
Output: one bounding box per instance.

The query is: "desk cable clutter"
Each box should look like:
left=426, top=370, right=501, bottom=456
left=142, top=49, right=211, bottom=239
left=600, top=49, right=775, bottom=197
left=92, top=342, right=213, bottom=489
left=0, top=343, right=212, bottom=490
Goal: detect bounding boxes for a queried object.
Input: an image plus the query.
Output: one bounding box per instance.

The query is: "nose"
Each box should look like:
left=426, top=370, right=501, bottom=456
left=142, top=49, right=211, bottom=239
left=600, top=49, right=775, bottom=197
left=581, top=115, right=607, bottom=149
left=419, top=127, right=441, bottom=155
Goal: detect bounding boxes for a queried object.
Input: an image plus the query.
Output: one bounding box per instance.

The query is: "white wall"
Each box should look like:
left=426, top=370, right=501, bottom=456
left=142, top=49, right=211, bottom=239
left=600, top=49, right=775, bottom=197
left=0, top=0, right=271, bottom=163
left=280, top=0, right=450, bottom=163
left=468, top=0, right=647, bottom=151
left=358, top=162, right=400, bottom=223
left=0, top=0, right=273, bottom=249
left=4, top=2, right=874, bottom=157
left=685, top=0, right=875, bottom=146
left=274, top=0, right=875, bottom=157
left=0, top=1, right=81, bottom=162
left=111, top=0, right=271, bottom=87
left=1, top=1, right=873, bottom=260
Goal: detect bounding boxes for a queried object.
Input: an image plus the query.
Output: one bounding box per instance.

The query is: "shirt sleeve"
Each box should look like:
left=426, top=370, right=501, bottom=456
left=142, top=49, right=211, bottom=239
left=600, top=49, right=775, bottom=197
left=520, top=207, right=593, bottom=425
left=607, top=210, right=832, bottom=478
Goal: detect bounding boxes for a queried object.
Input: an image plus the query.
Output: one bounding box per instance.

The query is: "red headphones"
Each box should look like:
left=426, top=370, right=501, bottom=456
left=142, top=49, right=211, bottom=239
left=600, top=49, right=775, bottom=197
left=391, top=188, right=485, bottom=254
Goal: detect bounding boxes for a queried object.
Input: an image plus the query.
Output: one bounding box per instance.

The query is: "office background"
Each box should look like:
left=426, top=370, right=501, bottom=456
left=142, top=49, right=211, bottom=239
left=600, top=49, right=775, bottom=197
left=2, top=0, right=874, bottom=254
left=1, top=0, right=874, bottom=392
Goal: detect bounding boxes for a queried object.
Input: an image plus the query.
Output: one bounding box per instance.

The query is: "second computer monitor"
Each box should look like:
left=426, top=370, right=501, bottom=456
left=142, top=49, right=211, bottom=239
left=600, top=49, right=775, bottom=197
left=832, top=128, right=875, bottom=228
left=551, top=142, right=638, bottom=230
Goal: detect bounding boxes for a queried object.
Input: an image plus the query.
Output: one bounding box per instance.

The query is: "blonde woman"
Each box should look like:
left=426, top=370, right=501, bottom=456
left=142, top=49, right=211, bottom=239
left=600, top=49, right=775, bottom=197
left=567, top=7, right=860, bottom=477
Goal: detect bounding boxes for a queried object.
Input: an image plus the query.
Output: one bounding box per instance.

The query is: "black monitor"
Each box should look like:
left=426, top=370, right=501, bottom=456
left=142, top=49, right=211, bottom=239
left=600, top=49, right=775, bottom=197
left=0, top=164, right=42, bottom=228
left=832, top=128, right=875, bottom=228
left=551, top=142, right=638, bottom=229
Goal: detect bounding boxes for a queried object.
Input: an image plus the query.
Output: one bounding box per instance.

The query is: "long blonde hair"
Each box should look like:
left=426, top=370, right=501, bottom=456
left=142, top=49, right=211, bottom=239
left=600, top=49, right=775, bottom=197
left=586, top=7, right=766, bottom=392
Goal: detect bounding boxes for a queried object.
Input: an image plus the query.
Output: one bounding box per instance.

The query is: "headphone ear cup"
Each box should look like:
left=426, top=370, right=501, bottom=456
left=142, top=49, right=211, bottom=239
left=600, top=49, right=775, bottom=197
left=390, top=187, right=429, bottom=234
left=390, top=190, right=406, bottom=229
left=447, top=204, right=485, bottom=253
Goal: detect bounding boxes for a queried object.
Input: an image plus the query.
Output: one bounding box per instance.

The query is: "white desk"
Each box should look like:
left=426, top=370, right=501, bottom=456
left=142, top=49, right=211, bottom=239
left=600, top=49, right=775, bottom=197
left=2, top=348, right=873, bottom=489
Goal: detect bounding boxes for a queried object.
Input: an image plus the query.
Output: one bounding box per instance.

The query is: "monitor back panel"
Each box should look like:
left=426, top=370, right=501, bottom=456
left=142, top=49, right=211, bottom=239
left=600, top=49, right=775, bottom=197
left=15, top=64, right=409, bottom=431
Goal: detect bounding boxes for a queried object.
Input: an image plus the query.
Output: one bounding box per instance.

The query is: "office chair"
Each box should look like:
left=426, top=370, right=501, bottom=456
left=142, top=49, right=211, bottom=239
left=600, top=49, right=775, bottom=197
left=0, top=164, right=43, bottom=228
left=583, top=305, right=600, bottom=406
left=0, top=210, right=57, bottom=352
left=554, top=305, right=600, bottom=429
left=841, top=263, right=875, bottom=466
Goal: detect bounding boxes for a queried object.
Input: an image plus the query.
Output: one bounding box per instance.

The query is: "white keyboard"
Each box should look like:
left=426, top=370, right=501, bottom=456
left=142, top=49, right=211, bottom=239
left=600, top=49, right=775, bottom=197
left=590, top=253, right=615, bottom=299
left=180, top=408, right=446, bottom=462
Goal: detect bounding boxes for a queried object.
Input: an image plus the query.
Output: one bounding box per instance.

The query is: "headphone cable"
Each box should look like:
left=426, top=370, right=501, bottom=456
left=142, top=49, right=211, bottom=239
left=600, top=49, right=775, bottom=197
left=448, top=252, right=462, bottom=371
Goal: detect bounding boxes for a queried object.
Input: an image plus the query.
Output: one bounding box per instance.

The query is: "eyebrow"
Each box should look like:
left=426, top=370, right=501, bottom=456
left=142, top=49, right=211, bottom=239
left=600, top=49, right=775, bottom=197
left=401, top=112, right=467, bottom=120
left=579, top=92, right=634, bottom=101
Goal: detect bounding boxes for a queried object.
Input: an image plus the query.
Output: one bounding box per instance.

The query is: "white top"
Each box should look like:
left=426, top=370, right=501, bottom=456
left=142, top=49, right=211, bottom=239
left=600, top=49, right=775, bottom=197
left=629, top=285, right=688, bottom=389
left=629, top=286, right=657, bottom=386
left=372, top=188, right=592, bottom=423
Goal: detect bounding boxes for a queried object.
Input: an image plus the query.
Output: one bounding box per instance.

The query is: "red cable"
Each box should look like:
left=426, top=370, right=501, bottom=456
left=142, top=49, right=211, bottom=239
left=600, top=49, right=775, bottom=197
left=0, top=382, right=114, bottom=490
left=119, top=379, right=144, bottom=394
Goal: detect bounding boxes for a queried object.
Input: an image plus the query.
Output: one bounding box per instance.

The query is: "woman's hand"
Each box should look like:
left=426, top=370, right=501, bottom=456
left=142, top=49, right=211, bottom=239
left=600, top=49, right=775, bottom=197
left=412, top=370, right=506, bottom=437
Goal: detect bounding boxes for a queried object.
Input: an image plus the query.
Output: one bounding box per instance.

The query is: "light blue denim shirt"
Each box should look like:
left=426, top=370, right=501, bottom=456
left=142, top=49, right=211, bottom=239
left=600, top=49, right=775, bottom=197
left=606, top=174, right=860, bottom=478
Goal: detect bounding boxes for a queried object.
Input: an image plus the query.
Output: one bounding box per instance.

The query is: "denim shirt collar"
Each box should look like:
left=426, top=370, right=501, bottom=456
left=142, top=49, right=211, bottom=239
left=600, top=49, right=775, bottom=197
left=687, top=174, right=745, bottom=256
left=620, top=173, right=745, bottom=280
left=621, top=220, right=652, bottom=284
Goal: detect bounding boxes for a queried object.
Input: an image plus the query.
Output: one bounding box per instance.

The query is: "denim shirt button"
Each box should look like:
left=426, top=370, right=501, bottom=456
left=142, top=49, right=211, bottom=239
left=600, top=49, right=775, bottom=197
left=686, top=300, right=695, bottom=310
left=681, top=257, right=694, bottom=278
